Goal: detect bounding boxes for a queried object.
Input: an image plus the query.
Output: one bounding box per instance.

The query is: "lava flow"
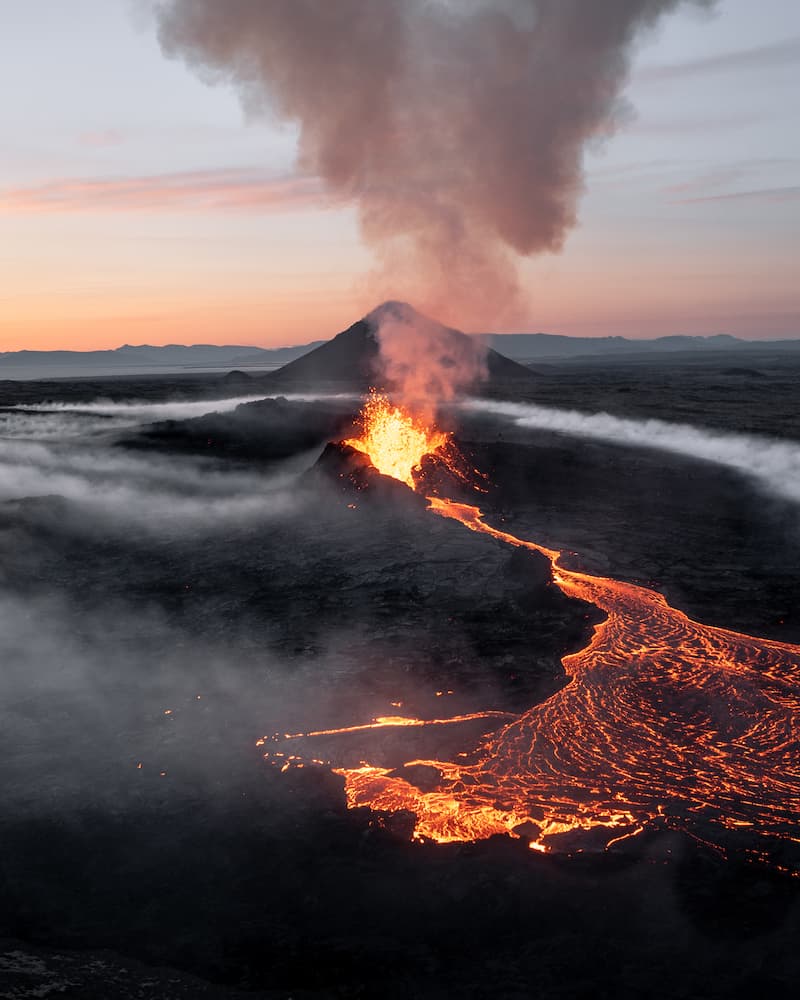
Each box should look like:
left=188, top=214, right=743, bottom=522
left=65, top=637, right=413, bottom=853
left=274, top=396, right=800, bottom=869
left=344, top=389, right=449, bottom=487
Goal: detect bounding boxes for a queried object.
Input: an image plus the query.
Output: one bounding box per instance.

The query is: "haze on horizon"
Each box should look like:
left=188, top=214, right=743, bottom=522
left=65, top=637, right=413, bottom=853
left=0, top=0, right=798, bottom=352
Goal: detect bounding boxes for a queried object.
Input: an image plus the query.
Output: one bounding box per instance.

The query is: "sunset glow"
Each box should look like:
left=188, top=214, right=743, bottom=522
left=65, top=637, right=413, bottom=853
left=1, top=1, right=797, bottom=352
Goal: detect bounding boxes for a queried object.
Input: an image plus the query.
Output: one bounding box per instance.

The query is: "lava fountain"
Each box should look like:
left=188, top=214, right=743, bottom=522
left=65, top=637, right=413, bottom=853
left=343, top=389, right=450, bottom=487
left=270, top=393, right=800, bottom=872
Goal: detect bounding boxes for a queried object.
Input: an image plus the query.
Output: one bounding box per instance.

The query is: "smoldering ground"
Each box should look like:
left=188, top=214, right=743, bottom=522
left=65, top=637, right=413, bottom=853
left=2, top=390, right=800, bottom=998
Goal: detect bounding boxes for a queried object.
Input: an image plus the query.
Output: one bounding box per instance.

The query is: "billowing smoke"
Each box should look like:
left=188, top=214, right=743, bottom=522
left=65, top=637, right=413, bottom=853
left=369, top=301, right=487, bottom=418
left=154, top=0, right=714, bottom=326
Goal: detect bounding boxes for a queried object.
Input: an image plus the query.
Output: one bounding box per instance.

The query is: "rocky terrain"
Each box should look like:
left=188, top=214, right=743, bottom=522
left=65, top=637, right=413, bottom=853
left=1, top=335, right=799, bottom=996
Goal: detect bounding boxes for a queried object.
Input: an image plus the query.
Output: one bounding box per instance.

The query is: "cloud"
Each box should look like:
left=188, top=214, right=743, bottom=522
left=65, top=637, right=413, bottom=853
left=0, top=168, right=331, bottom=215
left=465, top=399, right=800, bottom=504
left=671, top=185, right=800, bottom=205
left=638, top=36, right=800, bottom=82
left=659, top=159, right=800, bottom=205
left=624, top=111, right=761, bottom=137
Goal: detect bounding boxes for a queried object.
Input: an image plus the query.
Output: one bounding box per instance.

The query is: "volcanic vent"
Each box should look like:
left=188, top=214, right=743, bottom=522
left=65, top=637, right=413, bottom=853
left=275, top=371, right=800, bottom=872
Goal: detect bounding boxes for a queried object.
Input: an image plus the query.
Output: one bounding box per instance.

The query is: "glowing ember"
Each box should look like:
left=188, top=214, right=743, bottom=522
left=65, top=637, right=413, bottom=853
left=344, top=390, right=449, bottom=487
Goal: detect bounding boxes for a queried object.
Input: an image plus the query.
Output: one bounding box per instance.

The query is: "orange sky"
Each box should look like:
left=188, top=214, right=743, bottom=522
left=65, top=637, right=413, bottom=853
left=1, top=0, right=798, bottom=352
left=2, top=195, right=795, bottom=350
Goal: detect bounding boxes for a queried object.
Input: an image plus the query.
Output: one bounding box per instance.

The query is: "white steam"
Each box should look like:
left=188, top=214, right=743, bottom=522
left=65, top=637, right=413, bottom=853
left=467, top=399, right=800, bottom=505
left=0, top=396, right=324, bottom=530
left=1, top=394, right=352, bottom=440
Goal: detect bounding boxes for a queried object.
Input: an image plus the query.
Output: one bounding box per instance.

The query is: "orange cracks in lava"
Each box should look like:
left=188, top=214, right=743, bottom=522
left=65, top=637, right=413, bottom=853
left=344, top=390, right=449, bottom=487
left=332, top=760, right=540, bottom=845
left=271, top=397, right=800, bottom=870
left=275, top=711, right=514, bottom=742
left=327, top=500, right=800, bottom=866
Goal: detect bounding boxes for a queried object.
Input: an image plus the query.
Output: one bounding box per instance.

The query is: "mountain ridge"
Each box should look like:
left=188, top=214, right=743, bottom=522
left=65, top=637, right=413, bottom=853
left=478, top=331, right=800, bottom=360
left=0, top=342, right=324, bottom=368
left=4, top=321, right=799, bottom=371
left=261, top=301, right=536, bottom=391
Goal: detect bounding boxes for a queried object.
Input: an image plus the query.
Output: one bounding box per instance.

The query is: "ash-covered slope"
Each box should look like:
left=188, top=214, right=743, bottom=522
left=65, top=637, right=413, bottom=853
left=261, top=301, right=536, bottom=393
left=121, top=395, right=354, bottom=462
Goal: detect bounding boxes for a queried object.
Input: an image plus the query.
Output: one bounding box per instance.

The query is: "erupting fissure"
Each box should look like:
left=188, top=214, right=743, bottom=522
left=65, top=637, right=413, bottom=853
left=343, top=389, right=449, bottom=487
left=269, top=395, right=800, bottom=871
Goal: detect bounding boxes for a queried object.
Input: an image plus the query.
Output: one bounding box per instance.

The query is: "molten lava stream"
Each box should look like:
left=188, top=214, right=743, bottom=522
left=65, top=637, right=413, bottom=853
left=336, top=498, right=800, bottom=864
left=283, top=395, right=800, bottom=868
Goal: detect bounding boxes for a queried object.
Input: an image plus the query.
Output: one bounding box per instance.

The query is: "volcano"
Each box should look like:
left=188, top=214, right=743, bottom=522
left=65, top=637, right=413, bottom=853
left=261, top=301, right=537, bottom=393
left=266, top=381, right=800, bottom=865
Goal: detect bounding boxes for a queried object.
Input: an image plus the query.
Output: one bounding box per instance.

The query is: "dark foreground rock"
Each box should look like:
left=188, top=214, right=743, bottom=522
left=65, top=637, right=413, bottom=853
left=2, top=372, right=800, bottom=997
left=0, top=443, right=596, bottom=725
left=1, top=795, right=798, bottom=998
left=0, top=372, right=256, bottom=406
left=453, top=413, right=800, bottom=643
left=120, top=395, right=355, bottom=462
left=0, top=937, right=280, bottom=999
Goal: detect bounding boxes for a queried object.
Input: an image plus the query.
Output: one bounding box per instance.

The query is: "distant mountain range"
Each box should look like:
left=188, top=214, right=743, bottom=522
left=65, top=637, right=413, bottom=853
left=480, top=332, right=800, bottom=361
left=0, top=341, right=324, bottom=370
left=3, top=324, right=799, bottom=377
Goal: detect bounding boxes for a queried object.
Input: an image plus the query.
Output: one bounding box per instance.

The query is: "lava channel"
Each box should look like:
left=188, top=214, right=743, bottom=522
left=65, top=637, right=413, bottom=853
left=267, top=399, right=800, bottom=870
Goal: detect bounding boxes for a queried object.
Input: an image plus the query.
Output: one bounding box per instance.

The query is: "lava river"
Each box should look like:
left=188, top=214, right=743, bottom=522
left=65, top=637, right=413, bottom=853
left=267, top=395, right=800, bottom=868
left=274, top=497, right=800, bottom=868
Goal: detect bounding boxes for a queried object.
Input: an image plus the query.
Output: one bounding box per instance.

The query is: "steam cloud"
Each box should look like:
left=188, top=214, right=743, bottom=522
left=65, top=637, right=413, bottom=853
left=154, top=0, right=714, bottom=325
left=0, top=397, right=316, bottom=530
left=0, top=396, right=266, bottom=440
left=370, top=301, right=487, bottom=419
left=0, top=396, right=370, bottom=814
left=468, top=399, right=800, bottom=505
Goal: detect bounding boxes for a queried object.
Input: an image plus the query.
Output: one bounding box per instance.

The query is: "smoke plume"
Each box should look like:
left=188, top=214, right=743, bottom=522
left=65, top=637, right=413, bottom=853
left=370, top=301, right=487, bottom=418
left=154, top=0, right=714, bottom=326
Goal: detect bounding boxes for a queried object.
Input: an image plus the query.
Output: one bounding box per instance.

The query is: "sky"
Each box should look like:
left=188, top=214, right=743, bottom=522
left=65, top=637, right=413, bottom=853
left=0, top=0, right=798, bottom=351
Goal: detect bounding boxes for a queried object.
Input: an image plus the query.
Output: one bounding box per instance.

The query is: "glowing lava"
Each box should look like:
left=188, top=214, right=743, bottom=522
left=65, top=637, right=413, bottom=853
left=271, top=397, right=800, bottom=871
left=344, top=390, right=448, bottom=487
left=329, top=500, right=800, bottom=867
